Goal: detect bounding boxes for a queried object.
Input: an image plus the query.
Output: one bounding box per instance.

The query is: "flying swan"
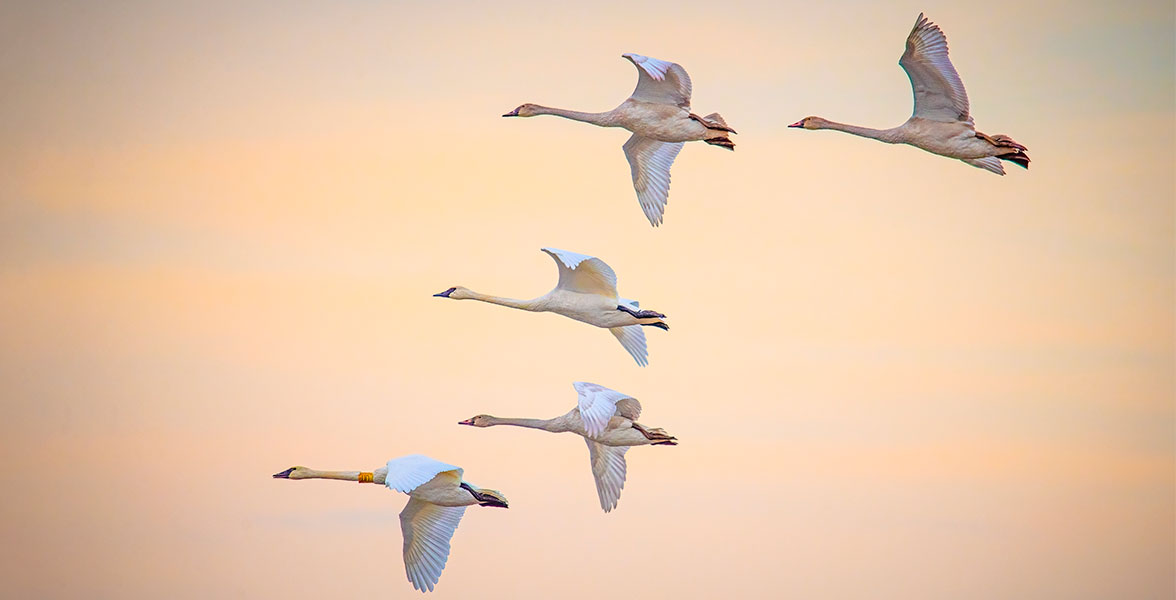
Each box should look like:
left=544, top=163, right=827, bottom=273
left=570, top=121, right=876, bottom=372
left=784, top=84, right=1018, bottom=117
left=504, top=53, right=735, bottom=226
left=434, top=247, right=667, bottom=366
left=789, top=13, right=1029, bottom=174
left=273, top=454, right=508, bottom=593
left=459, top=381, right=677, bottom=512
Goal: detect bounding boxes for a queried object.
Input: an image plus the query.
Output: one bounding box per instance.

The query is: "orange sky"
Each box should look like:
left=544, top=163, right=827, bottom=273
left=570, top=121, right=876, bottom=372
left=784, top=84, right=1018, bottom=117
left=1, top=1, right=1172, bottom=598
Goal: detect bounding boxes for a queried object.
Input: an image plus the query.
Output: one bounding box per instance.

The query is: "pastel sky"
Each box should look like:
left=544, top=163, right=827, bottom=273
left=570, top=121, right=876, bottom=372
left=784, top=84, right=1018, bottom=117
left=0, top=1, right=1172, bottom=598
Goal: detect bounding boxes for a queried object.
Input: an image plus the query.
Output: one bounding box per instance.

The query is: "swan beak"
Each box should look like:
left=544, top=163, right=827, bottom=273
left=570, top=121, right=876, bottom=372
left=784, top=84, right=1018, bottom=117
left=457, top=418, right=475, bottom=426
left=434, top=287, right=456, bottom=298
left=272, top=468, right=294, bottom=479
left=788, top=120, right=804, bottom=128
left=502, top=108, right=519, bottom=117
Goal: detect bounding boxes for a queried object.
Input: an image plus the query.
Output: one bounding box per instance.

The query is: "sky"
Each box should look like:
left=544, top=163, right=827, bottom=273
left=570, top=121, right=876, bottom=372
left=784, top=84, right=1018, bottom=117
left=0, top=0, right=1173, bottom=598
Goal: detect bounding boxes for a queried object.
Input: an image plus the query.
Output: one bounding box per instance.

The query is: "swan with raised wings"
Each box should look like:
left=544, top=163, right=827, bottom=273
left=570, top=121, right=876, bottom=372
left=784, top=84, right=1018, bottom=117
left=789, top=13, right=1029, bottom=174
left=273, top=454, right=508, bottom=593
left=504, top=53, right=735, bottom=226
left=434, top=247, right=667, bottom=366
left=459, top=381, right=677, bottom=512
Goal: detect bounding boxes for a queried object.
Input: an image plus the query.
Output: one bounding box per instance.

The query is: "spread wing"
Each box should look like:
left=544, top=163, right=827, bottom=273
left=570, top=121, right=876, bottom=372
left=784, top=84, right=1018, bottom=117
left=609, top=325, right=648, bottom=367
left=899, top=13, right=971, bottom=123
left=623, top=134, right=684, bottom=227
left=384, top=455, right=462, bottom=494
left=540, top=247, right=619, bottom=298
left=623, top=53, right=692, bottom=109
left=399, top=498, right=467, bottom=592
left=573, top=381, right=643, bottom=438
left=585, top=438, right=629, bottom=513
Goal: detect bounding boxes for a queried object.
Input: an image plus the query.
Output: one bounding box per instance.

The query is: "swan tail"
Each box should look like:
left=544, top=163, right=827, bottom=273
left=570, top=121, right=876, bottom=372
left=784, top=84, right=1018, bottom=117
left=977, top=131, right=1030, bottom=170
left=690, top=112, right=737, bottom=134
left=633, top=422, right=677, bottom=445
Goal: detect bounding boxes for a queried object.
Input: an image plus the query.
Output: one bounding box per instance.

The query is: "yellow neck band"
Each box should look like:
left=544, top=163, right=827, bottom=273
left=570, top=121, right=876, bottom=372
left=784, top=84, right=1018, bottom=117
left=357, top=472, right=374, bottom=484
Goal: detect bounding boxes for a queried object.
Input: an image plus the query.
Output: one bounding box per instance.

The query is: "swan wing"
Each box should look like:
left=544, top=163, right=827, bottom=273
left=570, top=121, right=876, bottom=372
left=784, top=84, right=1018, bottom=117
left=623, top=53, right=692, bottom=109
left=609, top=325, right=648, bottom=367
left=623, top=134, right=684, bottom=227
left=540, top=247, right=619, bottom=297
left=399, top=498, right=467, bottom=593
left=962, top=157, right=1005, bottom=175
left=585, top=438, right=629, bottom=513
left=573, top=381, right=643, bottom=438
left=899, top=13, right=971, bottom=123
left=384, top=455, right=463, bottom=494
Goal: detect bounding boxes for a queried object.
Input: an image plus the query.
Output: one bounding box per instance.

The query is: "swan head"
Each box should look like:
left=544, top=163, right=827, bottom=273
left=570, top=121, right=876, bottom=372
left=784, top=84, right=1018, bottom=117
left=789, top=116, right=829, bottom=130
left=433, top=286, right=474, bottom=299
left=458, top=414, right=494, bottom=427
left=272, top=466, right=310, bottom=480
left=503, top=103, right=541, bottom=118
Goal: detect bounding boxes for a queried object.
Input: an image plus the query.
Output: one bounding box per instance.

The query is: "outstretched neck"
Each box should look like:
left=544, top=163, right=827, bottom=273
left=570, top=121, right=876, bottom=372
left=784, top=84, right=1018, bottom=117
left=817, top=119, right=904, bottom=144
left=467, top=290, right=543, bottom=312
left=299, top=469, right=376, bottom=482
left=484, top=416, right=569, bottom=433
left=531, top=105, right=617, bottom=127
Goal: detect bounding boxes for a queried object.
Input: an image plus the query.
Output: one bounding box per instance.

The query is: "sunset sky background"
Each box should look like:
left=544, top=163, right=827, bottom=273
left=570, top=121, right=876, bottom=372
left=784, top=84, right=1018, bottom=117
left=1, top=1, right=1173, bottom=598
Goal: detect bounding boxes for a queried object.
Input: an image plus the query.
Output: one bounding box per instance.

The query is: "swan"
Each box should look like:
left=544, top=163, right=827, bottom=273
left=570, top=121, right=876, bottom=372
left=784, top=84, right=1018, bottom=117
left=434, top=247, right=667, bottom=366
left=789, top=13, right=1029, bottom=175
left=273, top=454, right=508, bottom=593
left=504, top=53, right=736, bottom=226
left=459, top=381, right=677, bottom=512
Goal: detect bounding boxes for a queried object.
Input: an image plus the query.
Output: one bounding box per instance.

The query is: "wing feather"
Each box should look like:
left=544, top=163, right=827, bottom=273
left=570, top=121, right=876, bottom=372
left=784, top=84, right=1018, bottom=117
left=384, top=455, right=463, bottom=494
left=573, top=381, right=642, bottom=438
left=623, top=53, right=692, bottom=109
left=609, top=325, right=648, bottom=367
left=584, top=438, right=629, bottom=512
left=540, top=248, right=619, bottom=298
left=399, top=498, right=466, bottom=592
left=899, top=13, right=971, bottom=123
left=623, top=134, right=684, bottom=227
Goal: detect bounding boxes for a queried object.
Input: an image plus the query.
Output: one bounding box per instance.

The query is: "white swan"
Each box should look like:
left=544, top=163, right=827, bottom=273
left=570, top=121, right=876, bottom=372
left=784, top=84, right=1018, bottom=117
left=504, top=53, right=736, bottom=226
left=434, top=247, right=667, bottom=366
left=273, top=454, right=508, bottom=593
left=459, top=381, right=676, bottom=512
left=789, top=13, right=1029, bottom=174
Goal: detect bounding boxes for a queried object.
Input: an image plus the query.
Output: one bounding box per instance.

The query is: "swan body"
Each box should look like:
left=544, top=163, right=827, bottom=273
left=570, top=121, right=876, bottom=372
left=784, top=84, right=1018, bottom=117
left=435, top=247, right=667, bottom=366
left=504, top=53, right=735, bottom=226
left=459, top=381, right=677, bottom=512
left=273, top=454, right=507, bottom=593
left=790, top=13, right=1029, bottom=175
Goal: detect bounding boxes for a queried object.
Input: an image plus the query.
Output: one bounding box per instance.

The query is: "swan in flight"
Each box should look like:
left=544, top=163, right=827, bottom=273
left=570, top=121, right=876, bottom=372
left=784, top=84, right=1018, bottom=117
left=459, top=381, right=677, bottom=512
left=789, top=13, right=1029, bottom=175
left=434, top=247, right=667, bottom=366
left=273, top=454, right=508, bottom=593
left=504, top=53, right=736, bottom=226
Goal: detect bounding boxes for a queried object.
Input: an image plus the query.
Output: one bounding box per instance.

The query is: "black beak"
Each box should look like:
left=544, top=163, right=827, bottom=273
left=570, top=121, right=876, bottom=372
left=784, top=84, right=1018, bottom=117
left=458, top=418, right=475, bottom=425
left=434, top=287, right=456, bottom=298
left=273, top=467, right=294, bottom=479
left=502, top=109, right=519, bottom=117
left=788, top=120, right=804, bottom=128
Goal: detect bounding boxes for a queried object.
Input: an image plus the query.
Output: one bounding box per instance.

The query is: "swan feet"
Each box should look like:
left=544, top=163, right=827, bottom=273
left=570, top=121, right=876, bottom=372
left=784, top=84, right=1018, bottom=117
left=617, top=305, right=666, bottom=320
left=461, top=482, right=509, bottom=508
left=633, top=422, right=677, bottom=445
left=704, top=137, right=735, bottom=151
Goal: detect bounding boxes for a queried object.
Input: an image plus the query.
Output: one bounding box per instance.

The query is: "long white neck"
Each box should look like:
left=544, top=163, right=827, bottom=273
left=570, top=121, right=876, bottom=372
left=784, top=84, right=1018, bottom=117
left=483, top=416, right=569, bottom=433
left=817, top=119, right=905, bottom=144
left=530, top=105, right=617, bottom=127
left=466, top=290, right=544, bottom=312
left=297, top=468, right=385, bottom=484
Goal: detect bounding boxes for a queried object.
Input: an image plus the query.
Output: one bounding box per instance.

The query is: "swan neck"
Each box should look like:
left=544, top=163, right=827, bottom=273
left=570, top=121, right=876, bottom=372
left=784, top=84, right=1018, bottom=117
left=302, top=469, right=363, bottom=482
left=532, top=105, right=615, bottom=126
left=819, top=120, right=903, bottom=143
left=468, top=290, right=542, bottom=311
left=486, top=416, right=566, bottom=432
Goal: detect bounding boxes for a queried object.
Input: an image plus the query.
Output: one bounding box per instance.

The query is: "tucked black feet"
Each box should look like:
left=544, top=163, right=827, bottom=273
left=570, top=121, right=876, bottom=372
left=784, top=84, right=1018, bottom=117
left=642, top=322, right=669, bottom=331
left=617, top=305, right=667, bottom=319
